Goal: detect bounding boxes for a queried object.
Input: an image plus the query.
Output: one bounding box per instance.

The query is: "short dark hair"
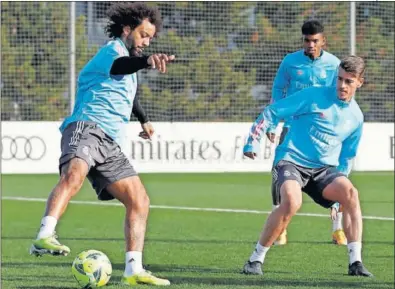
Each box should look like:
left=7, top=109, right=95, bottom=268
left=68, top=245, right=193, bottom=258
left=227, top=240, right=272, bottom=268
left=340, top=55, right=366, bottom=78
left=105, top=2, right=162, bottom=38
left=301, top=20, right=324, bottom=35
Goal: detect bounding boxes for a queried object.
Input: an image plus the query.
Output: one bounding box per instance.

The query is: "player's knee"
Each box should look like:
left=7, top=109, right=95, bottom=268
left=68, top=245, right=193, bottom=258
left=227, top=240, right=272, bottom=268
left=59, top=169, right=84, bottom=193
left=343, top=186, right=359, bottom=206
left=280, top=196, right=301, bottom=217
left=128, top=187, right=150, bottom=212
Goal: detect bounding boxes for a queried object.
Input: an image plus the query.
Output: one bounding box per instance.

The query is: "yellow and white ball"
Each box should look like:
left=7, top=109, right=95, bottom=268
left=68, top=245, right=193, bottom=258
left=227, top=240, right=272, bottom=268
left=72, top=250, right=112, bottom=288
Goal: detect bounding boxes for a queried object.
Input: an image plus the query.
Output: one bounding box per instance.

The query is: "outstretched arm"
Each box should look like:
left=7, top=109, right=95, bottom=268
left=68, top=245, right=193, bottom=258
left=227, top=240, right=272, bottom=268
left=244, top=88, right=315, bottom=159
left=111, top=54, right=175, bottom=75
left=111, top=56, right=150, bottom=75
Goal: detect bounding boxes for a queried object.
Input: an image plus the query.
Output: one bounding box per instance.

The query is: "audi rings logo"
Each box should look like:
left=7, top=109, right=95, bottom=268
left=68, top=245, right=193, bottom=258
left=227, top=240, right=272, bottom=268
left=1, top=136, right=47, bottom=161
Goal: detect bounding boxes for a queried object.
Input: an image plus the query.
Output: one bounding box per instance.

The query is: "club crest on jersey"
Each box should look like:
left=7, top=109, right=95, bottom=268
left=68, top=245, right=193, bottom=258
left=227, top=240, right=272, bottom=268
left=297, top=70, right=303, bottom=75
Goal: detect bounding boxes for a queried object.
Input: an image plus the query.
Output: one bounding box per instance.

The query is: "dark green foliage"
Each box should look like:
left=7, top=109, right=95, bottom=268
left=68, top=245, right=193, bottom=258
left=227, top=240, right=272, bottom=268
left=1, top=2, right=393, bottom=122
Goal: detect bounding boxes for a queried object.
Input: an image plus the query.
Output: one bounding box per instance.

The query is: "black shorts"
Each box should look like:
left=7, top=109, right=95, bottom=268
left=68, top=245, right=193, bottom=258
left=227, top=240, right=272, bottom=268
left=272, top=160, right=346, bottom=208
left=59, top=121, right=137, bottom=201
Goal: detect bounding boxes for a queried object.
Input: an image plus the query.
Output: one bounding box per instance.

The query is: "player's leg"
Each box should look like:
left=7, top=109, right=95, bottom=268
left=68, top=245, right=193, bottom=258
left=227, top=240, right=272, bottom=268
left=89, top=131, right=169, bottom=286
left=106, top=176, right=170, bottom=286
left=332, top=204, right=347, bottom=245
left=31, top=122, right=91, bottom=257
left=320, top=173, right=372, bottom=277
left=271, top=170, right=287, bottom=245
left=272, top=127, right=288, bottom=245
left=243, top=161, right=303, bottom=275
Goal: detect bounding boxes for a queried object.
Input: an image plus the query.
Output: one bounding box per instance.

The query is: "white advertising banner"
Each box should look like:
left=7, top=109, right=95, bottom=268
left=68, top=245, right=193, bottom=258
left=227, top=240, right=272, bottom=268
left=353, top=123, right=394, bottom=171
left=1, top=122, right=394, bottom=174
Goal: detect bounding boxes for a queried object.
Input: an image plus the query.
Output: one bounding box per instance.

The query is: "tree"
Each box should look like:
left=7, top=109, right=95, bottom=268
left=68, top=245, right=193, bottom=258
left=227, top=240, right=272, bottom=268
left=1, top=2, right=95, bottom=120
left=1, top=2, right=393, bottom=122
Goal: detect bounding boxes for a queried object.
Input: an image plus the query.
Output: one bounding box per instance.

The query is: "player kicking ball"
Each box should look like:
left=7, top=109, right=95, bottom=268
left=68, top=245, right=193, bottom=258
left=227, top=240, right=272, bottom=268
left=30, top=2, right=173, bottom=286
left=242, top=55, right=373, bottom=277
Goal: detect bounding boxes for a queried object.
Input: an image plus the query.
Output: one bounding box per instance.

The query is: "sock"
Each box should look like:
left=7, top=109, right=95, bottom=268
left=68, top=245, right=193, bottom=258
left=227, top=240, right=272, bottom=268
left=272, top=204, right=280, bottom=211
left=249, top=242, right=270, bottom=264
left=124, top=251, right=143, bottom=276
left=347, top=241, right=362, bottom=265
left=37, top=216, right=57, bottom=240
left=332, top=212, right=343, bottom=232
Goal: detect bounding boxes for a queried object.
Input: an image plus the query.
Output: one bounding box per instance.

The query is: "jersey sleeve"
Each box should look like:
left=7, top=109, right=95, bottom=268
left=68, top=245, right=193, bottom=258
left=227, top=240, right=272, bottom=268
left=337, top=122, right=363, bottom=176
left=244, top=89, right=315, bottom=151
left=97, top=43, right=126, bottom=76
left=271, top=57, right=290, bottom=103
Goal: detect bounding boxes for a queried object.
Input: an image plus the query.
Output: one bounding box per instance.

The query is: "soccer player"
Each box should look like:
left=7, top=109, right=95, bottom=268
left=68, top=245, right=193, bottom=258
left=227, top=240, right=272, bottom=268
left=242, top=55, right=373, bottom=277
left=30, top=3, right=174, bottom=286
left=268, top=20, right=346, bottom=246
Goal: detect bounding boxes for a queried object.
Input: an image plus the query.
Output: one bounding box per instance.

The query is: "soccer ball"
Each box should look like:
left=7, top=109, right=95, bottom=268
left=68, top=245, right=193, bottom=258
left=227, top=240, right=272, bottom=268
left=71, top=250, right=112, bottom=288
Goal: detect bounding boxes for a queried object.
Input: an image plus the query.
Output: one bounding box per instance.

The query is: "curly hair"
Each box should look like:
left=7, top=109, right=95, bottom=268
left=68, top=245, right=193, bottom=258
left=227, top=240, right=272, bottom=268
left=105, top=2, right=162, bottom=38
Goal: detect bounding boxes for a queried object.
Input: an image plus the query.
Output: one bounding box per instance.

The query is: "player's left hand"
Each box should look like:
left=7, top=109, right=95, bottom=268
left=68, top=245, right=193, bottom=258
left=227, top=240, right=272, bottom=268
left=138, top=121, right=154, bottom=140
left=330, top=207, right=337, bottom=221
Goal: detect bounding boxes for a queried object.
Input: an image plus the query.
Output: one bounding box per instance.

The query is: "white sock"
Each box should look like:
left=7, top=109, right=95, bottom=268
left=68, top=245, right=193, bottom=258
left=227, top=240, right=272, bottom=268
left=272, top=204, right=280, bottom=211
left=332, top=212, right=343, bottom=232
left=249, top=242, right=270, bottom=264
left=124, top=251, right=143, bottom=276
left=37, top=216, right=57, bottom=240
left=347, top=241, right=362, bottom=265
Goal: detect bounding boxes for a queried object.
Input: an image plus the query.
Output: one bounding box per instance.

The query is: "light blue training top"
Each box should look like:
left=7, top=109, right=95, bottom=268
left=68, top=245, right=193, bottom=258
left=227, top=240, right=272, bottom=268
left=271, top=50, right=340, bottom=128
left=60, top=38, right=137, bottom=148
left=245, top=86, right=364, bottom=176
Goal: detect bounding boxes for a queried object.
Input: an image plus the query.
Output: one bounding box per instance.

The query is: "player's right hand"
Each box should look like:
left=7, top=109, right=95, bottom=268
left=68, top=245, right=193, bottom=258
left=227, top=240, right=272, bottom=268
left=243, top=151, right=257, bottom=160
left=147, top=54, right=175, bottom=73
left=266, top=132, right=276, bottom=143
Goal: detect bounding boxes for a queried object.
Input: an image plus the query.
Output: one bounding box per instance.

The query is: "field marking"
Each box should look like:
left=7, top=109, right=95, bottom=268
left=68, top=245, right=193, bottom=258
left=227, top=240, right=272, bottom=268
left=2, top=196, right=394, bottom=221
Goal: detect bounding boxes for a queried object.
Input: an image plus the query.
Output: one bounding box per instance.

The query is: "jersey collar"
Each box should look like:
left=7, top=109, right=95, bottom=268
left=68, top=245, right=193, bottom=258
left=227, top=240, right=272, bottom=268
left=303, top=49, right=324, bottom=62
left=333, top=88, right=352, bottom=107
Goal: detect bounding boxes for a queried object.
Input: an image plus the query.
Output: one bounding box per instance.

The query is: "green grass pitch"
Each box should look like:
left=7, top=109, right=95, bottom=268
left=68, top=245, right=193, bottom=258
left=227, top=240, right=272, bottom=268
left=1, top=172, right=394, bottom=289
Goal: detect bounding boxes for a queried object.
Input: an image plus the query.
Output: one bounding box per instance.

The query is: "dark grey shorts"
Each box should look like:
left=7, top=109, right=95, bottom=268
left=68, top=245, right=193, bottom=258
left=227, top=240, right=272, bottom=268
left=59, top=121, right=137, bottom=201
left=272, top=160, right=346, bottom=208
left=271, top=127, right=289, bottom=205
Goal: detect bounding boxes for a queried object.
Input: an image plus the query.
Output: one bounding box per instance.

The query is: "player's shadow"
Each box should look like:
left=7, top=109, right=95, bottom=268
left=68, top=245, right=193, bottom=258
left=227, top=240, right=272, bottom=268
left=2, top=262, right=72, bottom=268
left=112, top=263, right=240, bottom=274
left=114, top=263, right=293, bottom=275
left=17, top=287, right=75, bottom=289
left=3, top=235, right=394, bottom=246
left=167, top=276, right=388, bottom=288
left=1, top=235, right=254, bottom=245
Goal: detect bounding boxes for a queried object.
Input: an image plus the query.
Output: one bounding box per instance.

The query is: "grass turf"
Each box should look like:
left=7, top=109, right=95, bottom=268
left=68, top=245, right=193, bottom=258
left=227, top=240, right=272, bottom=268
left=1, top=172, right=394, bottom=289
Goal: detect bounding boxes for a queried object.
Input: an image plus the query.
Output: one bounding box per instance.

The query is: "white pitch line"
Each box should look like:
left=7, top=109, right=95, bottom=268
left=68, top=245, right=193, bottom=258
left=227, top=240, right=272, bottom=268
left=2, top=196, right=394, bottom=221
